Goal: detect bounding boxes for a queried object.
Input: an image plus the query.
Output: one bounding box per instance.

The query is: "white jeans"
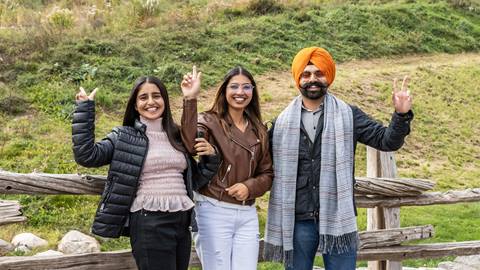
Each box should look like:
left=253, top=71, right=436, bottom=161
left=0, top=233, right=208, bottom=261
left=194, top=200, right=259, bottom=270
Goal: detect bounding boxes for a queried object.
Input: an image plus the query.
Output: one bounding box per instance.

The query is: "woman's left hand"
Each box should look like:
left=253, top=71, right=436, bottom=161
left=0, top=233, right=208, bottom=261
left=194, top=138, right=215, bottom=156
left=226, top=183, right=249, bottom=201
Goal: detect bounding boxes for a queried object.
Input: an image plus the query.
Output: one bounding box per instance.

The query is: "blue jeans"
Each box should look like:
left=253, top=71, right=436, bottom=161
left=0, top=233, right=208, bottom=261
left=286, top=220, right=357, bottom=270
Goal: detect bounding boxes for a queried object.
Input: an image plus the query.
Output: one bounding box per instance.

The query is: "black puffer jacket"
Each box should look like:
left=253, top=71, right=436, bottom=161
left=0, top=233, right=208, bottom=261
left=269, top=105, right=413, bottom=219
left=72, top=100, right=218, bottom=238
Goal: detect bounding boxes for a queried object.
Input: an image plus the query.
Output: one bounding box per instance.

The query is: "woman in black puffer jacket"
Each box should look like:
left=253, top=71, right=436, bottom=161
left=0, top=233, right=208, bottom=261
left=72, top=76, right=219, bottom=270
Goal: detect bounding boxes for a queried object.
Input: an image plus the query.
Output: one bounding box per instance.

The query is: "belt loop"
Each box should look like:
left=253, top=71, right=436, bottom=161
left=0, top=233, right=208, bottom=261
left=242, top=200, right=246, bottom=206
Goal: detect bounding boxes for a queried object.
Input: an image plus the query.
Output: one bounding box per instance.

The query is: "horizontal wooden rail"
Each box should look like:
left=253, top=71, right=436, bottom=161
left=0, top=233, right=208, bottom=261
left=0, top=170, right=435, bottom=197
left=355, top=177, right=434, bottom=196
left=356, top=188, right=480, bottom=208
left=359, top=225, right=434, bottom=249
left=0, top=250, right=137, bottom=270
left=357, top=240, right=480, bottom=261
left=0, top=170, right=105, bottom=195
left=0, top=200, right=26, bottom=226
left=3, top=239, right=480, bottom=269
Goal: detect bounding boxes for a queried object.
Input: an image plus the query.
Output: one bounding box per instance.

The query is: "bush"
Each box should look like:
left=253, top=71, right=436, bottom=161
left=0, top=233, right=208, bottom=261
left=0, top=95, right=28, bottom=115
left=247, top=0, right=284, bottom=15
left=154, top=64, right=184, bottom=93
left=47, top=7, right=74, bottom=30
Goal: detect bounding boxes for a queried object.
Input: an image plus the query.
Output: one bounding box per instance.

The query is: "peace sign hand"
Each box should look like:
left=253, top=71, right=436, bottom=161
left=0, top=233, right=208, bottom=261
left=75, top=87, right=98, bottom=101
left=392, top=76, right=413, bottom=114
left=181, top=65, right=202, bottom=100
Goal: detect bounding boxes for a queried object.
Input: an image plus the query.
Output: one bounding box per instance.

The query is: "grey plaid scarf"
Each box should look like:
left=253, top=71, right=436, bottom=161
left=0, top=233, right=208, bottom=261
left=264, top=93, right=358, bottom=267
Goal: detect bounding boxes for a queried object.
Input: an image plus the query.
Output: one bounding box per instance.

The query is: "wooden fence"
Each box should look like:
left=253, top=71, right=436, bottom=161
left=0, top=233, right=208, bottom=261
left=1, top=146, right=480, bottom=269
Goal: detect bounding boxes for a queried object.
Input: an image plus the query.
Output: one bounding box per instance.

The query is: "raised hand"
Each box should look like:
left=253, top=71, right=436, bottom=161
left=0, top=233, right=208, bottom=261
left=181, top=65, right=201, bottom=100
left=75, top=87, right=98, bottom=101
left=194, top=138, right=216, bottom=156
left=226, top=183, right=249, bottom=201
left=392, top=76, right=412, bottom=114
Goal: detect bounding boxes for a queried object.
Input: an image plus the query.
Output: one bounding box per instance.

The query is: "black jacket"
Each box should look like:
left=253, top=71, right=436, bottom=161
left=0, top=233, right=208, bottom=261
left=72, top=100, right=218, bottom=238
left=269, top=105, right=413, bottom=219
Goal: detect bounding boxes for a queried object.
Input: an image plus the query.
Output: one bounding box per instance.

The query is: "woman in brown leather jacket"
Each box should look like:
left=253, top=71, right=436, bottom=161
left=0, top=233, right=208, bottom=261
left=181, top=66, right=273, bottom=270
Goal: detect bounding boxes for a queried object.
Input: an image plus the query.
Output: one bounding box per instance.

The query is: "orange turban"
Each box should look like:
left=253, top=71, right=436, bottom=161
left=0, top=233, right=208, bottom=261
left=291, top=47, right=336, bottom=89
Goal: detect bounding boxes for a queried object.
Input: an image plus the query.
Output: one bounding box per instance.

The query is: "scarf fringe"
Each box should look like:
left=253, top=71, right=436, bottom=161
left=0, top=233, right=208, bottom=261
left=318, top=231, right=359, bottom=254
left=262, top=243, right=294, bottom=268
left=264, top=232, right=358, bottom=267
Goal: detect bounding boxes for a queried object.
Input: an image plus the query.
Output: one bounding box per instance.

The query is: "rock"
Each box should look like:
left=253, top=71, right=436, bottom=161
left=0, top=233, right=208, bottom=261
left=34, top=250, right=64, bottom=256
left=439, top=261, right=477, bottom=270
left=58, top=230, right=100, bottom=254
left=11, top=233, right=48, bottom=252
left=0, top=238, right=14, bottom=255
left=455, top=255, right=480, bottom=268
left=438, top=255, right=480, bottom=270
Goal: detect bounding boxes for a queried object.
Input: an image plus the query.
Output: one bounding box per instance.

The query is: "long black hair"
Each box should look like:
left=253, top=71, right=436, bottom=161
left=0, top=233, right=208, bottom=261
left=123, top=76, right=186, bottom=153
left=207, top=66, right=267, bottom=152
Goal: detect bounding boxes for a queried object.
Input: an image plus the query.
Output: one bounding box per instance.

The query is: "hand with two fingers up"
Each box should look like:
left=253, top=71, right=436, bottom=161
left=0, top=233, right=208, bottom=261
left=75, top=87, right=98, bottom=101
left=392, top=76, right=413, bottom=114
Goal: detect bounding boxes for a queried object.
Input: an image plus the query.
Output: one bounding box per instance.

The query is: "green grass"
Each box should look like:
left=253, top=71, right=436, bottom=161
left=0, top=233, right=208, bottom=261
left=1, top=0, right=479, bottom=118
left=1, top=0, right=480, bottom=268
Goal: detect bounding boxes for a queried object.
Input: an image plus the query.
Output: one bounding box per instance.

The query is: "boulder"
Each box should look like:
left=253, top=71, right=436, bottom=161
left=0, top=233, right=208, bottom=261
left=0, top=238, right=14, bottom=255
left=57, top=230, right=100, bottom=254
left=11, top=233, right=48, bottom=252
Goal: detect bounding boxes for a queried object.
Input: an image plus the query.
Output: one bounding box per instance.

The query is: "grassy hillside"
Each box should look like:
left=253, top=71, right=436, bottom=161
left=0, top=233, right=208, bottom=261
left=1, top=0, right=479, bottom=268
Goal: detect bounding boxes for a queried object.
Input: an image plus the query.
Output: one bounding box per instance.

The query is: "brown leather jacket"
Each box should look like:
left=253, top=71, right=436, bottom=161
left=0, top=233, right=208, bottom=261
left=181, top=99, right=273, bottom=205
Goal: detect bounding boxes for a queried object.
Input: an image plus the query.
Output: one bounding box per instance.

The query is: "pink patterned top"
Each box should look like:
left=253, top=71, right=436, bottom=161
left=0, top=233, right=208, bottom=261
left=130, top=116, right=194, bottom=212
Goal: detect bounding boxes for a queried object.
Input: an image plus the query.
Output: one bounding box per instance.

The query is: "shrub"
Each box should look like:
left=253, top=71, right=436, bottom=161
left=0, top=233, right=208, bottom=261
left=247, top=0, right=284, bottom=15
left=0, top=95, right=28, bottom=115
left=154, top=64, right=184, bottom=93
left=47, top=7, right=74, bottom=30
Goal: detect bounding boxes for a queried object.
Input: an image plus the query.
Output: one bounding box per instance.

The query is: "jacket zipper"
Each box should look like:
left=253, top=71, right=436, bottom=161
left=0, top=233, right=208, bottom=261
left=130, top=133, right=149, bottom=205
left=100, top=176, right=117, bottom=211
left=220, top=164, right=232, bottom=182
left=230, top=137, right=255, bottom=178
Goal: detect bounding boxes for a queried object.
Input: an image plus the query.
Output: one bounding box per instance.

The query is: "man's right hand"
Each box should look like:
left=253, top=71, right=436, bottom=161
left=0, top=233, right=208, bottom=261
left=75, top=87, right=98, bottom=101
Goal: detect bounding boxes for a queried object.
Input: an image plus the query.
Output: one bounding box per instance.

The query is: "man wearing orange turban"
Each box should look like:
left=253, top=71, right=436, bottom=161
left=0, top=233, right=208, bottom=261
left=264, top=47, right=414, bottom=270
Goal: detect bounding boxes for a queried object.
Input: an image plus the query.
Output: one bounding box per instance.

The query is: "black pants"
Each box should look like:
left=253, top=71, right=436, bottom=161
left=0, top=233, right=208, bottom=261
left=130, top=210, right=191, bottom=270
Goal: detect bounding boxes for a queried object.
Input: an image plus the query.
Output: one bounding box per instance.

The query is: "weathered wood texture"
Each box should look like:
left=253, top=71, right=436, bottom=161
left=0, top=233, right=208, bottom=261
left=359, top=225, right=434, bottom=249
left=0, top=170, right=434, bottom=197
left=0, top=248, right=201, bottom=269
left=356, top=188, right=480, bottom=208
left=366, top=148, right=401, bottom=270
left=355, top=177, right=434, bottom=196
left=0, top=200, right=26, bottom=226
left=0, top=239, right=14, bottom=256
left=4, top=238, right=480, bottom=270
left=4, top=170, right=476, bottom=208
left=357, top=241, right=480, bottom=261
left=0, top=250, right=137, bottom=270
left=0, top=170, right=105, bottom=195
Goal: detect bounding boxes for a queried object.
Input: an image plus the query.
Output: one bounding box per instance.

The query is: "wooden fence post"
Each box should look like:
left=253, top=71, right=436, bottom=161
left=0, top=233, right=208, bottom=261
left=366, top=147, right=402, bottom=270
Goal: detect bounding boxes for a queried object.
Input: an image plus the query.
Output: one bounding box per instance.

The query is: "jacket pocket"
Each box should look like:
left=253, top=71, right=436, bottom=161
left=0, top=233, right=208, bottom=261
left=100, top=175, right=117, bottom=211
left=296, top=175, right=309, bottom=190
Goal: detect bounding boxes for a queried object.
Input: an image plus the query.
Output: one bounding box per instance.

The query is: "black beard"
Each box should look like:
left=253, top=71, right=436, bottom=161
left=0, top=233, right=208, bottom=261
left=299, top=81, right=328, bottom=100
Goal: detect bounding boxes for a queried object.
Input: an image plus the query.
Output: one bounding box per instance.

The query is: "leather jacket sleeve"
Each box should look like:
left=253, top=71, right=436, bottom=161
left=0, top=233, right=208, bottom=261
left=72, top=100, right=117, bottom=167
left=181, top=98, right=198, bottom=155
left=353, top=106, right=413, bottom=151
